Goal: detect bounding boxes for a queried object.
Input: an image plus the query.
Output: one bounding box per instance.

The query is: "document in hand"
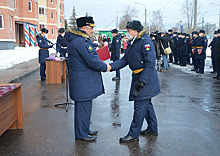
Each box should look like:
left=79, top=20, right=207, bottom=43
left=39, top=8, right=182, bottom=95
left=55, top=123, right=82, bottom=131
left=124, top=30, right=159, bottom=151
left=97, top=46, right=111, bottom=61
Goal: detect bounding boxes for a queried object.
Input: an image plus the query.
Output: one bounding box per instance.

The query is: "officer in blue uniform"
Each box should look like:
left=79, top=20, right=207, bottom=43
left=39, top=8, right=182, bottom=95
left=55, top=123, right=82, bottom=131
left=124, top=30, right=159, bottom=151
left=36, top=28, right=53, bottom=81
left=168, top=29, right=174, bottom=63
left=56, top=28, right=67, bottom=57
left=191, top=31, right=199, bottom=71
left=172, top=32, right=179, bottom=64
left=186, top=34, right=191, bottom=64
left=109, top=20, right=160, bottom=143
left=209, top=31, right=218, bottom=73
left=66, top=16, right=110, bottom=141
left=110, top=29, right=121, bottom=81
left=179, top=33, right=187, bottom=66
left=213, top=29, right=220, bottom=80
left=195, top=30, right=207, bottom=74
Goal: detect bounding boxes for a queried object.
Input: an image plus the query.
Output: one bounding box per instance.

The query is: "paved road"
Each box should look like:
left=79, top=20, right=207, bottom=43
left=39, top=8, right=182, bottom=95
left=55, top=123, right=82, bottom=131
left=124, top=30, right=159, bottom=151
left=0, top=60, right=220, bottom=156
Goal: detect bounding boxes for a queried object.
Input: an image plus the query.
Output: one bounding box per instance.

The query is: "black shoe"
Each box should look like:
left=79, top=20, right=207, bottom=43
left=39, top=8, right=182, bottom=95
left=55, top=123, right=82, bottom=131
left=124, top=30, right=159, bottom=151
left=41, top=77, right=46, bottom=81
left=197, top=72, right=204, bottom=74
left=180, top=65, right=186, bottom=67
left=191, top=69, right=196, bottom=71
left=119, top=135, right=139, bottom=143
left=140, top=129, right=158, bottom=136
left=88, top=130, right=98, bottom=136
left=213, top=76, right=218, bottom=79
left=112, top=77, right=120, bottom=81
left=75, top=135, right=97, bottom=141
left=210, top=71, right=216, bottom=74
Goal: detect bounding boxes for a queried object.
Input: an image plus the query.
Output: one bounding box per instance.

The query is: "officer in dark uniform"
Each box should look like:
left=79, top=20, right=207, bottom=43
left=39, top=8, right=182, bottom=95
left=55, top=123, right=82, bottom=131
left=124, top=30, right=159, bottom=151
left=66, top=16, right=110, bottom=141
left=36, top=28, right=53, bottom=81
left=186, top=34, right=191, bottom=64
left=110, top=29, right=121, bottom=81
left=213, top=29, right=220, bottom=80
left=168, top=29, right=174, bottom=63
left=191, top=31, right=199, bottom=72
left=209, top=31, right=218, bottom=73
left=179, top=33, right=187, bottom=66
left=172, top=32, right=178, bottom=64
left=56, top=28, right=67, bottom=57
left=194, top=30, right=207, bottom=74
left=109, top=20, right=160, bottom=143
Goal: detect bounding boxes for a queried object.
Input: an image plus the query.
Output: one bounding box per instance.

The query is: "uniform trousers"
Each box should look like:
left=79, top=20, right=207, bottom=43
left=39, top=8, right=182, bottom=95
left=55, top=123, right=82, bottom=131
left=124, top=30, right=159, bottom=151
left=198, top=59, right=205, bottom=73
left=40, top=63, right=46, bottom=79
left=127, top=99, right=157, bottom=138
left=214, top=55, right=220, bottom=77
left=74, top=100, right=92, bottom=138
left=169, top=53, right=173, bottom=63
left=180, top=55, right=186, bottom=66
left=113, top=60, right=120, bottom=78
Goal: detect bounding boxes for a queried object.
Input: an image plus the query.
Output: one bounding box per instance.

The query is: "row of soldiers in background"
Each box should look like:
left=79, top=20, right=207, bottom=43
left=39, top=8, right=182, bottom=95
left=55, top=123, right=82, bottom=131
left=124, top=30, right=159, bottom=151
left=150, top=29, right=208, bottom=74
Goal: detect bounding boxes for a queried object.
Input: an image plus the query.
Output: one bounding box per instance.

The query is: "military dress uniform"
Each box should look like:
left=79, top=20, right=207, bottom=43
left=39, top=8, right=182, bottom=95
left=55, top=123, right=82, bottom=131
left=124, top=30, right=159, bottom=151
left=209, top=31, right=218, bottom=73
left=179, top=34, right=187, bottom=66
left=195, top=31, right=207, bottom=74
left=213, top=29, right=220, bottom=79
left=110, top=25, right=160, bottom=142
left=110, top=29, right=121, bottom=80
left=36, top=31, right=52, bottom=80
left=173, top=32, right=179, bottom=64
left=56, top=33, right=67, bottom=57
left=66, top=17, right=107, bottom=141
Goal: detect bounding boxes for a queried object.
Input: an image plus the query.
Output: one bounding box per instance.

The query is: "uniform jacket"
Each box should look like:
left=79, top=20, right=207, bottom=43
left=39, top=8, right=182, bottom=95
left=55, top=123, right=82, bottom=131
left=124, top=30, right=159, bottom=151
left=179, top=37, right=187, bottom=55
left=213, top=37, right=220, bottom=57
left=36, top=34, right=50, bottom=63
left=156, top=34, right=170, bottom=55
left=110, top=30, right=160, bottom=101
left=195, top=35, right=207, bottom=59
left=66, top=29, right=107, bottom=101
left=110, top=35, right=121, bottom=61
left=168, top=33, right=175, bottom=51
left=173, top=36, right=179, bottom=52
left=209, top=37, right=217, bottom=57
left=56, top=34, right=67, bottom=57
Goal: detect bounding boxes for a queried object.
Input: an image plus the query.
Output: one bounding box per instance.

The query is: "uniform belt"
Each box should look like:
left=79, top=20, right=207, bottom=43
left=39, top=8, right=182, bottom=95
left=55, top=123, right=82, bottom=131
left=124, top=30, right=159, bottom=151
left=132, top=68, right=144, bottom=74
left=192, top=46, right=196, bottom=48
left=61, top=46, right=67, bottom=49
left=40, top=48, right=49, bottom=50
left=179, top=46, right=184, bottom=47
left=196, top=46, right=203, bottom=48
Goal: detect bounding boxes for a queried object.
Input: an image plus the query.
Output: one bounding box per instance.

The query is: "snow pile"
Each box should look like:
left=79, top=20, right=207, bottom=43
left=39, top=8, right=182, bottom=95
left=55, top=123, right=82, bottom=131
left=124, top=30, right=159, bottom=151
left=0, top=47, right=56, bottom=70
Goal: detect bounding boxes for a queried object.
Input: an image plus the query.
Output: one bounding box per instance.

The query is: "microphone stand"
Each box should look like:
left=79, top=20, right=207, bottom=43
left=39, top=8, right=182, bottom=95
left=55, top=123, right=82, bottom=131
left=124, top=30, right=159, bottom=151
left=46, top=39, right=74, bottom=112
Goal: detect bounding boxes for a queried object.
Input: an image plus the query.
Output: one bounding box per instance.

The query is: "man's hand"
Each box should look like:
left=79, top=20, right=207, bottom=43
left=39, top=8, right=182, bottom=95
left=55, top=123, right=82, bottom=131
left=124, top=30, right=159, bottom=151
left=132, top=81, right=145, bottom=97
left=106, top=63, right=112, bottom=72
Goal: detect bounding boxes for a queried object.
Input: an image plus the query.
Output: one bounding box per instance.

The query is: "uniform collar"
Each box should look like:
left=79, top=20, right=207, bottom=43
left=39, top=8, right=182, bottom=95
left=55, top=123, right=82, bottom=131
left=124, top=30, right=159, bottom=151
left=68, top=28, right=90, bottom=39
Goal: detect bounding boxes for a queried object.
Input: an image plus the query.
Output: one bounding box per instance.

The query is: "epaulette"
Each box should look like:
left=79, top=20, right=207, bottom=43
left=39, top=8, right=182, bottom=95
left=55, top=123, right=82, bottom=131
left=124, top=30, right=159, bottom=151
left=141, top=37, right=145, bottom=40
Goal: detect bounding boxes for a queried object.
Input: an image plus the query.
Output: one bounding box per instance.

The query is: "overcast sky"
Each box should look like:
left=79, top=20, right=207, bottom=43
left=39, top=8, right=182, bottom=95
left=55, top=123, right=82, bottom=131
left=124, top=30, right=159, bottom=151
left=64, top=0, right=220, bottom=30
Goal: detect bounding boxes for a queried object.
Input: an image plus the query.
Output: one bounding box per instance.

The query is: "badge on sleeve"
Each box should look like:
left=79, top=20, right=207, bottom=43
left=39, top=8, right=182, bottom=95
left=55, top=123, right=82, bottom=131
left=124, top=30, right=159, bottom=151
left=205, top=39, right=207, bottom=42
left=145, top=44, right=150, bottom=51
left=39, top=39, right=42, bottom=43
left=116, top=40, right=119, bottom=43
left=87, top=45, right=94, bottom=53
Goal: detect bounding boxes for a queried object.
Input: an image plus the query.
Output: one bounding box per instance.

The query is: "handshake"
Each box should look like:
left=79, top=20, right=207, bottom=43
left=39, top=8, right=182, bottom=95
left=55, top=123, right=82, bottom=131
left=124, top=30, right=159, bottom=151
left=105, top=63, right=112, bottom=72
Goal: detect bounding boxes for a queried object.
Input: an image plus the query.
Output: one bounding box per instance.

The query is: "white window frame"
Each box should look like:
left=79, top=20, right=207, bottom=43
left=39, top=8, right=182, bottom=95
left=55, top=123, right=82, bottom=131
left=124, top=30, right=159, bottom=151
left=60, top=17, right=62, bottom=24
left=10, top=16, right=12, bottom=30
left=52, top=27, right=54, bottom=35
left=0, top=14, right=4, bottom=29
left=39, top=7, right=46, bottom=15
left=28, top=1, right=32, bottom=12
left=14, top=0, right=16, bottom=9
left=51, top=12, right=54, bottom=19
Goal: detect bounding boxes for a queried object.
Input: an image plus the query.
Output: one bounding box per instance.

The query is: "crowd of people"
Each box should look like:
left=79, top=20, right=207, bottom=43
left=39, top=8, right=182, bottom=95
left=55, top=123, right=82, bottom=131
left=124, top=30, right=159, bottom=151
left=149, top=29, right=220, bottom=80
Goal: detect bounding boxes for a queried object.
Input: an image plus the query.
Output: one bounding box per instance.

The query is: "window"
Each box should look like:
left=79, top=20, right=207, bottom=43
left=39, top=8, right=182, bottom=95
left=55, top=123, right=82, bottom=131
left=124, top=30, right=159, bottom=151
left=39, top=24, right=46, bottom=31
left=51, top=12, right=54, bottom=19
left=60, top=18, right=62, bottom=24
left=14, top=0, right=16, bottom=9
left=60, top=4, right=62, bottom=10
left=39, top=7, right=46, bottom=15
left=0, top=14, right=4, bottom=29
left=51, top=0, right=53, bottom=3
left=10, top=16, right=12, bottom=30
left=52, top=28, right=54, bottom=35
left=28, top=1, right=32, bottom=12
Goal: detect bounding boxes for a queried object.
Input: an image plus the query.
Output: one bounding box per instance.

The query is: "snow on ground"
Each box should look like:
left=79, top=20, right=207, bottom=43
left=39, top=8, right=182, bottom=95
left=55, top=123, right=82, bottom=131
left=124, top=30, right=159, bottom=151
left=0, top=46, right=56, bottom=70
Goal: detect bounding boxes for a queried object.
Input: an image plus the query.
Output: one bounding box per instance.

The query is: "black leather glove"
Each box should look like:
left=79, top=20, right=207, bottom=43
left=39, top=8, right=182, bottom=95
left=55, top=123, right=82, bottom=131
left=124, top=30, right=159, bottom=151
left=50, top=45, right=53, bottom=48
left=132, top=81, right=145, bottom=97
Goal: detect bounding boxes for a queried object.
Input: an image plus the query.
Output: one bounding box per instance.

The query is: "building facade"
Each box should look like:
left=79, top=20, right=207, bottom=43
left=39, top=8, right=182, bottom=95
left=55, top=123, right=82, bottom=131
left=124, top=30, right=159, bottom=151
left=0, top=0, right=65, bottom=50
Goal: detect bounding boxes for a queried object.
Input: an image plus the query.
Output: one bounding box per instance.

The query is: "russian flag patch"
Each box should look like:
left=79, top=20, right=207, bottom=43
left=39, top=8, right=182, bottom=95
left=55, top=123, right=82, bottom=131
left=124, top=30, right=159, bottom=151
left=145, top=44, right=150, bottom=51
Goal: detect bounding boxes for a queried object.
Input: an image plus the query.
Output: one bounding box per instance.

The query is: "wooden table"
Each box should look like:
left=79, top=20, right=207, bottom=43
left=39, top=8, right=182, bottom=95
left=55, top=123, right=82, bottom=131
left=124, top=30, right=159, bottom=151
left=45, top=59, right=66, bottom=84
left=0, top=83, right=23, bottom=136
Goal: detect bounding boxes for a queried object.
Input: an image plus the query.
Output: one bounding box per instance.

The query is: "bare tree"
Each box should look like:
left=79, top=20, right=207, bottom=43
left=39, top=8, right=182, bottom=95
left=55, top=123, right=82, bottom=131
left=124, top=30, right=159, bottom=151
left=119, top=6, right=138, bottom=29
left=181, top=0, right=195, bottom=33
left=151, top=10, right=163, bottom=31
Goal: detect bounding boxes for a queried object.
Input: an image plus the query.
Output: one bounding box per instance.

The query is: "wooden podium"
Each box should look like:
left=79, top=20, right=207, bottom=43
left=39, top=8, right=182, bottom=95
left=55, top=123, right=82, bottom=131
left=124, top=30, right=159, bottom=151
left=0, top=83, right=23, bottom=136
left=45, top=59, right=66, bottom=84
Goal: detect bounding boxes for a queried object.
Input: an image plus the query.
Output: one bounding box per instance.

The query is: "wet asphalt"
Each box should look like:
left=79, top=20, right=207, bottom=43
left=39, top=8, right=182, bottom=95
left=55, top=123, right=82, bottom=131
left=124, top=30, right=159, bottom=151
left=0, top=60, right=220, bottom=156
